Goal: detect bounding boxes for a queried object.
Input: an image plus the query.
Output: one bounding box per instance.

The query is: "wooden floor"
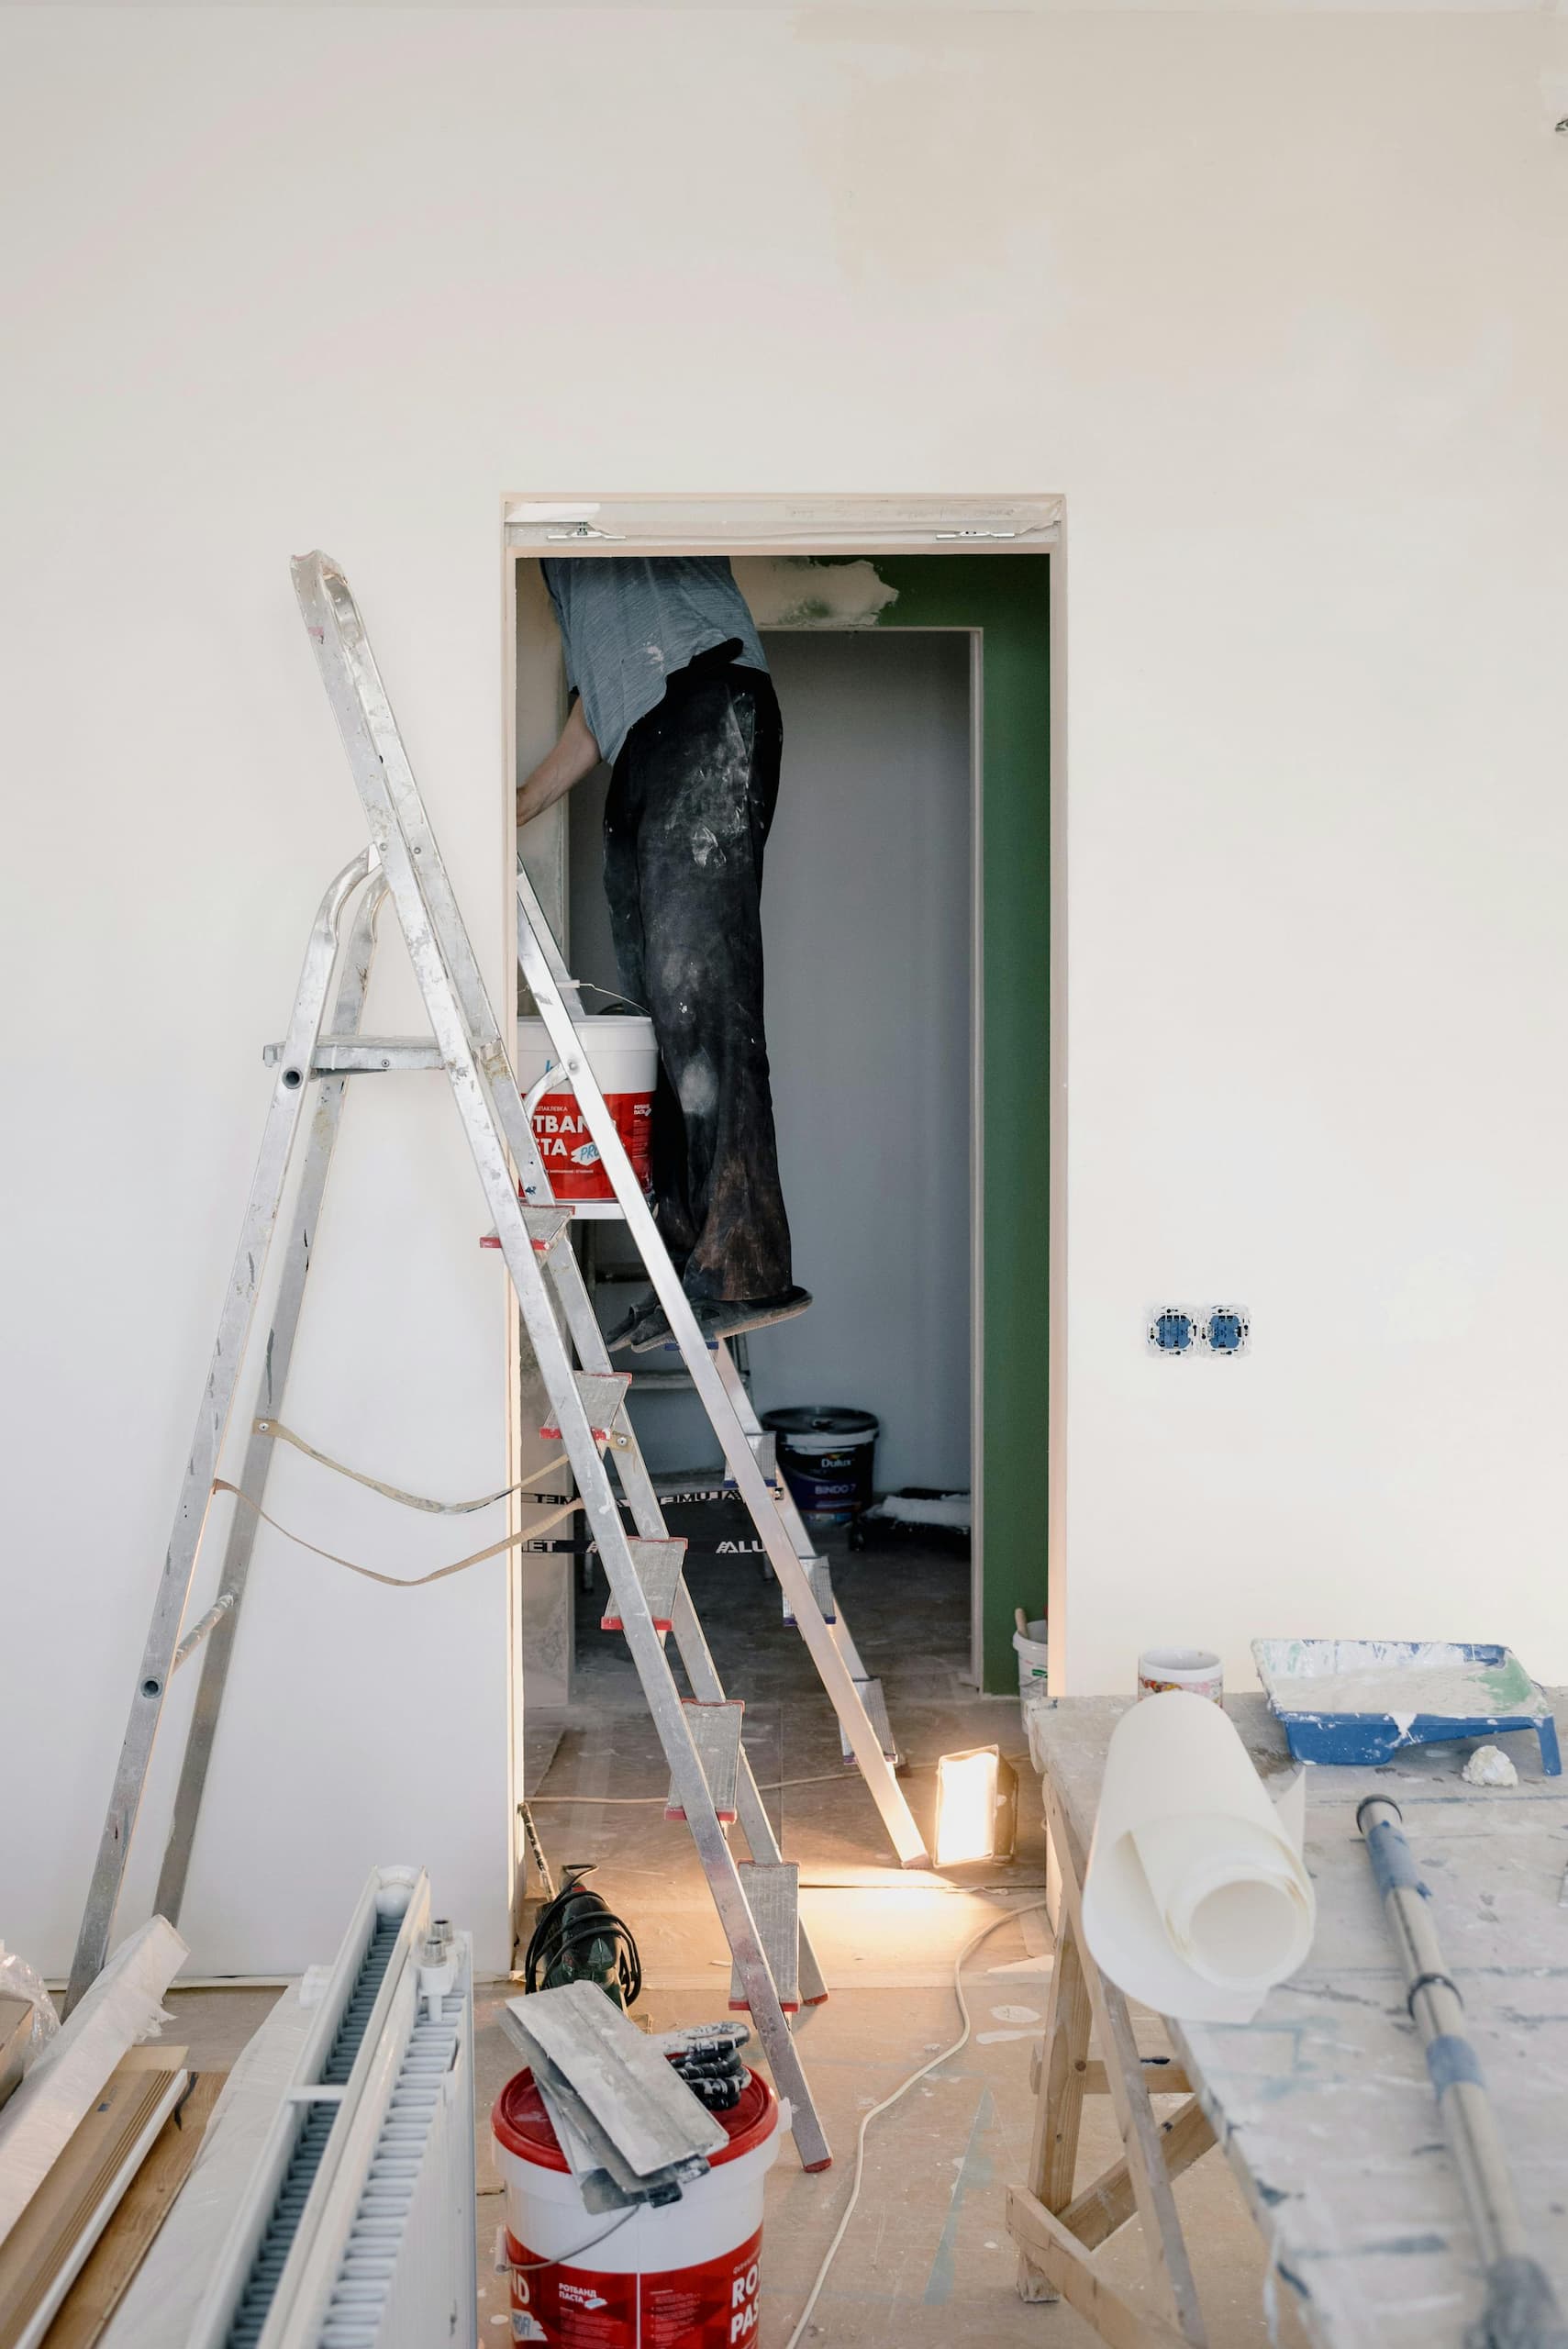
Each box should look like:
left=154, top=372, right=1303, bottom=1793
left=149, top=1539, right=1281, bottom=2349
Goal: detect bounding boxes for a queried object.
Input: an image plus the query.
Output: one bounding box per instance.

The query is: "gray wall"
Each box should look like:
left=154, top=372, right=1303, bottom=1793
left=568, top=630, right=973, bottom=1495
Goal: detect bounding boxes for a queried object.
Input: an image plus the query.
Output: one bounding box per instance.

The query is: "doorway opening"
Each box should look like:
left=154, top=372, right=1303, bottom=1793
left=504, top=502, right=1056, bottom=1945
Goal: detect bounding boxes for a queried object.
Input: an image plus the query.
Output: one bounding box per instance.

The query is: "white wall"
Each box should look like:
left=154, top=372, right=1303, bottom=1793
left=755, top=632, right=973, bottom=1494
left=6, top=9, right=1568, bottom=1971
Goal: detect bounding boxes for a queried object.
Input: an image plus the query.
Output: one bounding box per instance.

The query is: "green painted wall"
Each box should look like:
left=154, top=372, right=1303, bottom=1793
left=870, top=556, right=1051, bottom=1692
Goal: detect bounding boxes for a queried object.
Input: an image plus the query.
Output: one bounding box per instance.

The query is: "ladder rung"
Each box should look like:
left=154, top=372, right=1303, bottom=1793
left=599, top=1538, right=687, bottom=1634
left=541, top=1370, right=631, bottom=1445
left=665, top=1701, right=745, bottom=1826
left=263, top=1036, right=445, bottom=1074
left=781, top=1557, right=836, bottom=1627
left=840, top=1676, right=899, bottom=1769
left=728, top=1863, right=801, bottom=2015
left=172, top=1593, right=234, bottom=1671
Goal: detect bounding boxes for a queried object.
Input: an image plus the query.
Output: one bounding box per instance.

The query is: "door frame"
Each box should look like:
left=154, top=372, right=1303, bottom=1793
left=501, top=496, right=1062, bottom=1746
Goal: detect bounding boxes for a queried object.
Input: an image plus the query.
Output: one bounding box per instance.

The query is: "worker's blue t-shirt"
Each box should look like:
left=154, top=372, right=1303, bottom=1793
left=540, top=556, right=769, bottom=768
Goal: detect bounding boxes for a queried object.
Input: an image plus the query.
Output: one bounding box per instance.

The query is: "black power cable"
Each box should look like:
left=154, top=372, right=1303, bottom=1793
left=522, top=1864, right=642, bottom=2009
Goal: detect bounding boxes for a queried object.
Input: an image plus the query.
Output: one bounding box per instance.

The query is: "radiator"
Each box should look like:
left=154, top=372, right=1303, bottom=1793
left=151, top=1867, right=479, bottom=2349
left=311, top=1962, right=476, bottom=2349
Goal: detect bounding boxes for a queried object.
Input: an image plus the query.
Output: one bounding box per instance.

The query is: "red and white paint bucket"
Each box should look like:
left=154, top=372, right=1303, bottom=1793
left=516, top=1015, right=656, bottom=1203
left=493, top=2064, right=780, bottom=2348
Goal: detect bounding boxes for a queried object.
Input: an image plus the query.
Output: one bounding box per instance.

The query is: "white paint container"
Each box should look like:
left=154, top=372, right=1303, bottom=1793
left=516, top=1015, right=656, bottom=1203
left=1013, top=1617, right=1050, bottom=1695
left=494, top=2064, right=781, bottom=2347
left=1138, top=1648, right=1224, bottom=1705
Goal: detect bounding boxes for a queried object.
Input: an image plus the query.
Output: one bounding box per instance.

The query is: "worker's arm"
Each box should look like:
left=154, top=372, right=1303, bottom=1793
left=516, top=698, right=601, bottom=828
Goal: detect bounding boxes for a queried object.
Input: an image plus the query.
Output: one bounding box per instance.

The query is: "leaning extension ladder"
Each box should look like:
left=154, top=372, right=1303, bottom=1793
left=67, top=551, right=929, bottom=2170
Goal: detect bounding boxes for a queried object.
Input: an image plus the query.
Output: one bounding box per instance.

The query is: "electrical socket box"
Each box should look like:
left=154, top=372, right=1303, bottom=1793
left=1147, top=1305, right=1251, bottom=1357
left=1147, top=1307, right=1200, bottom=1358
left=1201, top=1306, right=1250, bottom=1357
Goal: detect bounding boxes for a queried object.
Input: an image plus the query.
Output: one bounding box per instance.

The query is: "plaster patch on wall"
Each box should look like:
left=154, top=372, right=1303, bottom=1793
left=734, top=557, right=898, bottom=630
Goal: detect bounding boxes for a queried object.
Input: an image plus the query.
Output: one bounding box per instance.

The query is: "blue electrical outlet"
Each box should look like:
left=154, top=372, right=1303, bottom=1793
left=1201, top=1306, right=1250, bottom=1356
left=1147, top=1307, right=1199, bottom=1358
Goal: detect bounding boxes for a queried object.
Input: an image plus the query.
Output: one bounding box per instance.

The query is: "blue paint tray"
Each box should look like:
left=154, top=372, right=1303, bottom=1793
left=1251, top=1639, right=1562, bottom=1774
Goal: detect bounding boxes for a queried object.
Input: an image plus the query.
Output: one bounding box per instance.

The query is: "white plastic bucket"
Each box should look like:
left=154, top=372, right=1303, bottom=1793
left=1013, top=1617, right=1049, bottom=1695
left=517, top=1014, right=657, bottom=1203
left=494, top=2064, right=781, bottom=2348
left=1137, top=1646, right=1223, bottom=1705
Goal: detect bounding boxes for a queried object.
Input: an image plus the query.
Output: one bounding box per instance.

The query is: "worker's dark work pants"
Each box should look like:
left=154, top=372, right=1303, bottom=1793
left=603, top=666, right=793, bottom=1303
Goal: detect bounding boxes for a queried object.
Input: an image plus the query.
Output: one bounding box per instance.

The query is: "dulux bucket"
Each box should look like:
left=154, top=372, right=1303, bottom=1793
left=761, top=1407, right=879, bottom=1527
left=516, top=1014, right=656, bottom=1204
left=493, top=2063, right=780, bottom=2349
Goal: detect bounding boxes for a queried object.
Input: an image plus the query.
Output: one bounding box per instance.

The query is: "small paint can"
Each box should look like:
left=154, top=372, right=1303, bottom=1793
left=1138, top=1647, right=1223, bottom=1705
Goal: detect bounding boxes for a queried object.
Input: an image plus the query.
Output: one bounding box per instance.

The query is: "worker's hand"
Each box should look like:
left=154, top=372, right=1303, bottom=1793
left=517, top=700, right=601, bottom=828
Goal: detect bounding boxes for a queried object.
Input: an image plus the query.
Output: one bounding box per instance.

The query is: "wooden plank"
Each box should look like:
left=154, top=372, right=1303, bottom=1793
left=1047, top=1776, right=1209, bottom=2348
left=0, top=1921, right=185, bottom=2248
left=1062, top=2098, right=1218, bottom=2252
left=1037, top=1923, right=1093, bottom=2210
left=1006, top=2188, right=1194, bottom=2349
left=40, top=2071, right=223, bottom=2349
left=0, top=2053, right=187, bottom=2349
left=1017, top=1907, right=1093, bottom=2304
left=1084, top=2059, right=1192, bottom=2099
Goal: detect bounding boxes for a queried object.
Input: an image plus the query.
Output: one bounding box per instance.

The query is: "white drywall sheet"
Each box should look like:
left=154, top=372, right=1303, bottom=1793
left=6, top=11, right=1568, bottom=1976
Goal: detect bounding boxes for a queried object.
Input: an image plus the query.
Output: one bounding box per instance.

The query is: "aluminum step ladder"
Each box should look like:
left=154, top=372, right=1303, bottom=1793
left=65, top=551, right=929, bottom=2174
left=511, top=853, right=906, bottom=1773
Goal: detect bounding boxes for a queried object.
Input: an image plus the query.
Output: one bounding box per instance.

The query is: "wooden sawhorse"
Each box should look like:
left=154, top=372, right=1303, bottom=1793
left=1006, top=1774, right=1217, bottom=2349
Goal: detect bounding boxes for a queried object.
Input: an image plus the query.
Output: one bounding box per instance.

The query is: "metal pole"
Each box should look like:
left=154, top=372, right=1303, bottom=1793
left=1358, top=1797, right=1568, bottom=2349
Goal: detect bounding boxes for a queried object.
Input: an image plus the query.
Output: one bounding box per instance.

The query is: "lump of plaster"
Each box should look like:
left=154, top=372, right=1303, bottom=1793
left=734, top=557, right=899, bottom=629
left=1462, top=1744, right=1518, bottom=1787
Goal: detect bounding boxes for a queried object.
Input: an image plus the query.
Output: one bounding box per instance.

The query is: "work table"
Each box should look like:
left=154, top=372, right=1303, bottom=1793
left=1015, top=1690, right=1568, bottom=2349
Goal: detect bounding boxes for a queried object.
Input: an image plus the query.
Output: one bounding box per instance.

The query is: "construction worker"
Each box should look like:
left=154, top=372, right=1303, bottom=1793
left=517, top=556, right=811, bottom=1353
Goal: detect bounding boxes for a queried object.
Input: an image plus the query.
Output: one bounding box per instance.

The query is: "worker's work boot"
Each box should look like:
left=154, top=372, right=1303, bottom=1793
left=623, top=1286, right=812, bottom=1354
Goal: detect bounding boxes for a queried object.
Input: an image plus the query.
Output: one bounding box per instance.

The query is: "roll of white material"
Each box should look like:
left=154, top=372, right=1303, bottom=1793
left=1083, top=1692, right=1315, bottom=2022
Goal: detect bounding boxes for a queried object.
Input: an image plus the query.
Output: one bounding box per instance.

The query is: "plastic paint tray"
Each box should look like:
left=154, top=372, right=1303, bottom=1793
left=1251, top=1639, right=1562, bottom=1774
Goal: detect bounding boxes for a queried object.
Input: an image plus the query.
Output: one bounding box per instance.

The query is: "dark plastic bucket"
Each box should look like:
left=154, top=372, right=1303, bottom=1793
left=761, top=1407, right=879, bottom=1527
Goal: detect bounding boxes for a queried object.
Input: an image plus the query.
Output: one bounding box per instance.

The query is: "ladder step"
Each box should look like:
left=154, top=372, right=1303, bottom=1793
left=600, top=1538, right=687, bottom=1634
left=541, top=1369, right=631, bottom=1445
left=665, top=1701, right=745, bottom=1826
left=479, top=1205, right=572, bottom=1253
left=728, top=1863, right=801, bottom=2015
left=840, top=1676, right=900, bottom=1770
left=781, top=1556, right=836, bottom=1627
